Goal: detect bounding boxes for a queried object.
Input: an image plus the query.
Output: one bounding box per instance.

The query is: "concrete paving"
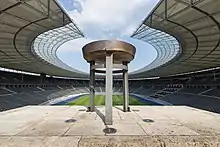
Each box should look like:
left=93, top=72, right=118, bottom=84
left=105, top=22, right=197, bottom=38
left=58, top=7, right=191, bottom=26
left=0, top=105, right=220, bottom=146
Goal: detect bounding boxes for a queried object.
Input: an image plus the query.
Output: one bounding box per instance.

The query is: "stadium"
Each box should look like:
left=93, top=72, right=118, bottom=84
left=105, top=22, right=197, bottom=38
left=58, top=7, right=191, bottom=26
left=0, top=0, right=220, bottom=146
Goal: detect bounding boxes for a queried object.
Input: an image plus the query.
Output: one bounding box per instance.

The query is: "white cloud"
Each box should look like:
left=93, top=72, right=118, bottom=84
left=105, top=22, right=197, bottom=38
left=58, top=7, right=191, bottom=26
left=58, top=0, right=159, bottom=52
left=69, top=0, right=157, bottom=37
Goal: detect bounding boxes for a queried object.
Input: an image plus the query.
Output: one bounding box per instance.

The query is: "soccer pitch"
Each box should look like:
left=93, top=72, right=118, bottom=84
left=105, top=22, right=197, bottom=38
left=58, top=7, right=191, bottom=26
left=67, top=95, right=147, bottom=106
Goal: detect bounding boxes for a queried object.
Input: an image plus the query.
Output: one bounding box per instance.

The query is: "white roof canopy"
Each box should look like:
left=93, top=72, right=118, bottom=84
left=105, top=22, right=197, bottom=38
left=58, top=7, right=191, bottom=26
left=0, top=0, right=87, bottom=78
left=131, top=0, right=220, bottom=78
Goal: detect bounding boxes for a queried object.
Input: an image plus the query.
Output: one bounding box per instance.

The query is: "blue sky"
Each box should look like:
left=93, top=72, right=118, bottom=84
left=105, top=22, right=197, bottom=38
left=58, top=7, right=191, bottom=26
left=57, top=0, right=159, bottom=73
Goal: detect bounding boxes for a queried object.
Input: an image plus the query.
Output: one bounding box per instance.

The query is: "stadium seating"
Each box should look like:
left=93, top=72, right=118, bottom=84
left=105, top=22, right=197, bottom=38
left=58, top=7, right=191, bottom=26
left=160, top=93, right=220, bottom=113
left=0, top=88, right=12, bottom=95
left=179, top=87, right=210, bottom=94
left=0, top=70, right=220, bottom=114
left=202, top=88, right=220, bottom=97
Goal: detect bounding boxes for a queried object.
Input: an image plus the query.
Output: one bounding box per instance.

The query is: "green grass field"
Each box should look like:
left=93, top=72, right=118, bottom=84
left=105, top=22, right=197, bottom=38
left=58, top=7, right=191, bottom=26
left=67, top=95, right=146, bottom=106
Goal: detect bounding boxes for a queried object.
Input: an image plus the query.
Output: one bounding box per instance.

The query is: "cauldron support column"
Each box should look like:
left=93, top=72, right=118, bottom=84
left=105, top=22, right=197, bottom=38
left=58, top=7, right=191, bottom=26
left=89, top=61, right=95, bottom=112
left=105, top=53, right=113, bottom=125
left=123, top=62, right=129, bottom=112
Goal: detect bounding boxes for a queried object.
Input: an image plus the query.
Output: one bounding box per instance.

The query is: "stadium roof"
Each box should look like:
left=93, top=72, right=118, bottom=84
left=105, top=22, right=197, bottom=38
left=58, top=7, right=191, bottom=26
left=130, top=0, right=220, bottom=78
left=2, top=0, right=220, bottom=79
left=0, top=0, right=88, bottom=78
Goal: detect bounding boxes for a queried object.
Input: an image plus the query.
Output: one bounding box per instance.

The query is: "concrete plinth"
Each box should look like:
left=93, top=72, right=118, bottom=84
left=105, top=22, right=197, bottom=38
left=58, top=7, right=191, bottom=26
left=1, top=106, right=220, bottom=146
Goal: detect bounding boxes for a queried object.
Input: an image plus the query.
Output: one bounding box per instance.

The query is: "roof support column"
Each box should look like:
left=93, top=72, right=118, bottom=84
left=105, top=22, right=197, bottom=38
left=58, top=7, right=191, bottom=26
left=40, top=73, right=46, bottom=84
left=21, top=74, right=24, bottom=83
left=213, top=71, right=216, bottom=81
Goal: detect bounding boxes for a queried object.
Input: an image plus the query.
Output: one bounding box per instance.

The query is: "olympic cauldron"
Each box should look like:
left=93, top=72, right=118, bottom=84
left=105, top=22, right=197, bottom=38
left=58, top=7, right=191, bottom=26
left=82, top=40, right=136, bottom=125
